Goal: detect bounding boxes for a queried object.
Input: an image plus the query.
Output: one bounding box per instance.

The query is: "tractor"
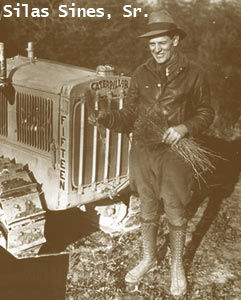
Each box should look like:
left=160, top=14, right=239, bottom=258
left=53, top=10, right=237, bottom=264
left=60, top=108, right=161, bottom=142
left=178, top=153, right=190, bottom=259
left=0, top=42, right=136, bottom=257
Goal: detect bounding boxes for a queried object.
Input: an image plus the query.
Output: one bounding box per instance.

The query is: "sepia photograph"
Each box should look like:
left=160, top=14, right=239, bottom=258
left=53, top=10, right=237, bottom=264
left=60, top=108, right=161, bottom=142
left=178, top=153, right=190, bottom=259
left=0, top=0, right=240, bottom=299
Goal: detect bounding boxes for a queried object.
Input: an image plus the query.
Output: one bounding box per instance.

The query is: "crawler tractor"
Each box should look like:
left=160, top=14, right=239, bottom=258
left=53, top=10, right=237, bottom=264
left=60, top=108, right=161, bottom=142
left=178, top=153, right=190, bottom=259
left=0, top=42, right=135, bottom=257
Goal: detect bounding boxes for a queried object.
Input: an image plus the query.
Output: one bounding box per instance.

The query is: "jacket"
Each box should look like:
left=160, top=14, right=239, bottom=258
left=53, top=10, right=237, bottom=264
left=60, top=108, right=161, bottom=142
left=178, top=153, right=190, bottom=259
left=109, top=52, right=215, bottom=137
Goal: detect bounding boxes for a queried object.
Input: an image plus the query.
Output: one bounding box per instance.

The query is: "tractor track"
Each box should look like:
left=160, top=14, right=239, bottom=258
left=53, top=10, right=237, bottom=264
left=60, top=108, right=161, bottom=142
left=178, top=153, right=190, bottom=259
left=0, top=156, right=46, bottom=257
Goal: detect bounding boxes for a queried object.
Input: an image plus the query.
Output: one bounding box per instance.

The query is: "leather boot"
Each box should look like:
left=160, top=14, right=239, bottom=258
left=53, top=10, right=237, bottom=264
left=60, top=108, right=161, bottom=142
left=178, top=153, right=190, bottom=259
left=169, top=223, right=187, bottom=297
left=125, top=222, right=158, bottom=283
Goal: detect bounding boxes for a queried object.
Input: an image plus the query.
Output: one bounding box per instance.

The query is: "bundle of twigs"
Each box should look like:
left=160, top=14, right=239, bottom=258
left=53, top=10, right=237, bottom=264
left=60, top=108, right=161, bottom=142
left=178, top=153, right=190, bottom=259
left=133, top=109, right=221, bottom=183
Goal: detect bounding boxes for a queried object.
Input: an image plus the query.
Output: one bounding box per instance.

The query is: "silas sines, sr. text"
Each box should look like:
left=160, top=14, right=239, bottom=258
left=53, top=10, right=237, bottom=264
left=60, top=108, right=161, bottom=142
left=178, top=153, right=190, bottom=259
left=1, top=3, right=143, bottom=18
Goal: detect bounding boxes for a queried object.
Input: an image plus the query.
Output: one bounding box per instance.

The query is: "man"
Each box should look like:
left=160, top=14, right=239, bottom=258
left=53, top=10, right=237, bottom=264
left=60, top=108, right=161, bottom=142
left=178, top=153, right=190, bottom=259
left=89, top=10, right=214, bottom=297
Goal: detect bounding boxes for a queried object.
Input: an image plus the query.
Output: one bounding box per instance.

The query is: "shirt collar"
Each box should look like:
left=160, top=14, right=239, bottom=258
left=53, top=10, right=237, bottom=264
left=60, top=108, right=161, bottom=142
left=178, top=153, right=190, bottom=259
left=144, top=51, right=188, bottom=81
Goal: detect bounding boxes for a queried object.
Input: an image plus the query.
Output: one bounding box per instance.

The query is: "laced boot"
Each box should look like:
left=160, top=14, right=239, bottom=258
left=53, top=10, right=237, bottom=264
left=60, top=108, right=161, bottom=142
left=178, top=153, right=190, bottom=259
left=125, top=222, right=158, bottom=283
left=169, top=223, right=187, bottom=297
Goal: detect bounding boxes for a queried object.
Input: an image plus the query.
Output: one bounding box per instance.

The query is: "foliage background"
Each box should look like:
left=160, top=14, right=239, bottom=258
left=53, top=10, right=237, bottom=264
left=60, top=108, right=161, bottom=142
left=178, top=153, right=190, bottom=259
left=1, top=0, right=241, bottom=139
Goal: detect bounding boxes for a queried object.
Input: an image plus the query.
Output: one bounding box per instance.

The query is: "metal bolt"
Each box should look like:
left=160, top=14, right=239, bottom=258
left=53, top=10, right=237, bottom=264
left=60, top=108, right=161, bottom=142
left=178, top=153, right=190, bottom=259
left=106, top=207, right=115, bottom=216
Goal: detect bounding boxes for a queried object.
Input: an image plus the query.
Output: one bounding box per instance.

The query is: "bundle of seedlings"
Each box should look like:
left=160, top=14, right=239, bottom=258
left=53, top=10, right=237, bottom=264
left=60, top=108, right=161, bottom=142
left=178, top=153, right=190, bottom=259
left=133, top=107, right=221, bottom=183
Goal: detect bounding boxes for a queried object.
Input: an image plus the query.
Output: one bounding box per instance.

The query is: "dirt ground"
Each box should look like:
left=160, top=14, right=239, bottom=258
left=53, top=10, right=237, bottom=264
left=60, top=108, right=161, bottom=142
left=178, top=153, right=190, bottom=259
left=64, top=137, right=241, bottom=300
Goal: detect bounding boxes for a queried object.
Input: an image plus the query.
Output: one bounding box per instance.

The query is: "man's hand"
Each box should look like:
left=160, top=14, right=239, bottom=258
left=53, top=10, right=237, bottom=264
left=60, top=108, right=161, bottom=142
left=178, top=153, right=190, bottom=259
left=88, top=111, right=110, bottom=127
left=162, top=124, right=188, bottom=145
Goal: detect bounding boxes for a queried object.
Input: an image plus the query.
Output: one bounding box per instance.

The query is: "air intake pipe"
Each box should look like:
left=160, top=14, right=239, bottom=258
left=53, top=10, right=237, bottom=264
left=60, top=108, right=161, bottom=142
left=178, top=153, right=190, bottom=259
left=26, top=42, right=34, bottom=63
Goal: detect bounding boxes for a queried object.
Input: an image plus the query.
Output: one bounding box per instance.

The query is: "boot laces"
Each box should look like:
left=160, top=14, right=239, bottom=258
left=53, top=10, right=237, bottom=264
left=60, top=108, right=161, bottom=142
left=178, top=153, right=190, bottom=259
left=173, top=231, right=184, bottom=266
left=170, top=229, right=187, bottom=297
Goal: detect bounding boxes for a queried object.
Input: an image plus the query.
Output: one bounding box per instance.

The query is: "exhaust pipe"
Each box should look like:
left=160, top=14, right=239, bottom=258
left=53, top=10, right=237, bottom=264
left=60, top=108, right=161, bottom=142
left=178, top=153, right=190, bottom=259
left=0, top=42, right=7, bottom=87
left=26, top=42, right=34, bottom=63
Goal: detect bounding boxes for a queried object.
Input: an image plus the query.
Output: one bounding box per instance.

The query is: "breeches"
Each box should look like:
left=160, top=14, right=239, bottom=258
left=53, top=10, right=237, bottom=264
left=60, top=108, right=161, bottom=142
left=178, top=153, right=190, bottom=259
left=129, top=143, right=194, bottom=227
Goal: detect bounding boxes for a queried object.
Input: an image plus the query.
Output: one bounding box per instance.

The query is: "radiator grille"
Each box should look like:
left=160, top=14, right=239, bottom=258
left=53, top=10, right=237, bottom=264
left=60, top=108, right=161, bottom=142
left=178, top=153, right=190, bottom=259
left=16, top=93, right=53, bottom=151
left=0, top=90, right=8, bottom=136
left=72, top=95, right=130, bottom=190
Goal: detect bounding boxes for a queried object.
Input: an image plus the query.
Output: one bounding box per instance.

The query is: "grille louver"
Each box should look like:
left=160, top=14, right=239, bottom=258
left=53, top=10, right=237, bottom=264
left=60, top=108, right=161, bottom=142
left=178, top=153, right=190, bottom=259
left=0, top=91, right=8, bottom=136
left=16, top=93, right=53, bottom=152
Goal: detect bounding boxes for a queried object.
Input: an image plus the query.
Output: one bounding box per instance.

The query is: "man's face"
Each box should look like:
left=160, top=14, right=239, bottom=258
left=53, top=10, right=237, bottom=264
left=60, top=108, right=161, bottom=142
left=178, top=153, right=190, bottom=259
left=149, top=35, right=179, bottom=64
